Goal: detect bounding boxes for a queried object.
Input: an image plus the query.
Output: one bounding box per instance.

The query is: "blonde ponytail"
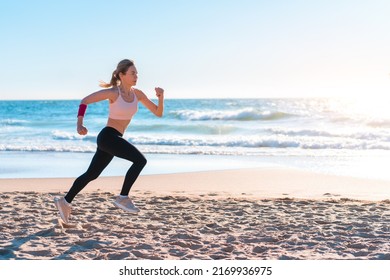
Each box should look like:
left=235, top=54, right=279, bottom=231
left=99, top=59, right=135, bottom=88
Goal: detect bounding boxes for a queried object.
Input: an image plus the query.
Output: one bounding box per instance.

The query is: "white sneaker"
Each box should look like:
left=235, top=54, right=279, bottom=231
left=54, top=197, right=71, bottom=223
left=113, top=196, right=140, bottom=213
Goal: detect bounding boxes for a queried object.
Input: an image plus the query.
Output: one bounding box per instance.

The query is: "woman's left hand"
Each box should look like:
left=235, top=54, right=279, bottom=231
left=155, top=87, right=164, bottom=99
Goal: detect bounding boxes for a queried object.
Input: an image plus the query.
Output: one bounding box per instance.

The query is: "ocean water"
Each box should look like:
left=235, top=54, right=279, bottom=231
left=1, top=98, right=389, bottom=180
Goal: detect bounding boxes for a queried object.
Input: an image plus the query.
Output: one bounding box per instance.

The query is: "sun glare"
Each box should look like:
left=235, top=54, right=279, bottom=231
left=321, top=92, right=390, bottom=126
left=348, top=95, right=390, bottom=120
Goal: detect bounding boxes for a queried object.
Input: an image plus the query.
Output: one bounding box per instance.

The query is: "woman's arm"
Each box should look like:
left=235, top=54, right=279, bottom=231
left=77, top=88, right=116, bottom=135
left=80, top=88, right=115, bottom=105
left=135, top=87, right=164, bottom=117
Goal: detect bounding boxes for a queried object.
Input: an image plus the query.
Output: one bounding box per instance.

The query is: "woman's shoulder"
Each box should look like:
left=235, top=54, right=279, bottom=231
left=97, top=87, right=118, bottom=103
left=132, top=87, right=146, bottom=99
left=103, top=87, right=119, bottom=97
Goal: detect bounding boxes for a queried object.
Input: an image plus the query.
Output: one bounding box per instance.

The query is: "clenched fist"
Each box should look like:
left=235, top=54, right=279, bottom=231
left=155, top=87, right=164, bottom=99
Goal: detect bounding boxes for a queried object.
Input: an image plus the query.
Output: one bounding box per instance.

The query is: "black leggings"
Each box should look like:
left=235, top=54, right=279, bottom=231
left=65, top=126, right=147, bottom=203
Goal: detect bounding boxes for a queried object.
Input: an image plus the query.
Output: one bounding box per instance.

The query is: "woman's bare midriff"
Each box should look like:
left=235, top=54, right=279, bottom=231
left=107, top=118, right=131, bottom=134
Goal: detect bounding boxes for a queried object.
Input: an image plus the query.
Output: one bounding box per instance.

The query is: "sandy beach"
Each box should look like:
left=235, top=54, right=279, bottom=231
left=1, top=167, right=390, bottom=260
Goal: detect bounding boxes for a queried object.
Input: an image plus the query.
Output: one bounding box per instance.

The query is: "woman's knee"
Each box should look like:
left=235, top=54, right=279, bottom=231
left=83, top=170, right=101, bottom=182
left=139, top=155, right=147, bottom=167
left=133, top=154, right=147, bottom=168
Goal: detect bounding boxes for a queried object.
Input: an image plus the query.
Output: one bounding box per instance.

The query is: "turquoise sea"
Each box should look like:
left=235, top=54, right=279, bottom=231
left=1, top=98, right=389, bottom=180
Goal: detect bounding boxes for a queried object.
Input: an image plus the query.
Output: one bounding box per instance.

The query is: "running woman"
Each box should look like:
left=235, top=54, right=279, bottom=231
left=54, top=59, right=164, bottom=223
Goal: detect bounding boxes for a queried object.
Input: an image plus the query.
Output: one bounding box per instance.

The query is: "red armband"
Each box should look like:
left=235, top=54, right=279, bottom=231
left=77, top=104, right=87, bottom=117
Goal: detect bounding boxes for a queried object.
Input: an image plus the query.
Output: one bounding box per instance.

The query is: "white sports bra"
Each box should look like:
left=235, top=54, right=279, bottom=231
left=109, top=87, right=138, bottom=120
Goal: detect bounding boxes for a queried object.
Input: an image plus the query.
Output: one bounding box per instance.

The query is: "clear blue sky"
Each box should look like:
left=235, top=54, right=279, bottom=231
left=1, top=0, right=390, bottom=100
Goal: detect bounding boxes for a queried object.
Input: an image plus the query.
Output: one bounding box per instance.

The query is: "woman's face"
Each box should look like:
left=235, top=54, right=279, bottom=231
left=120, top=65, right=138, bottom=86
